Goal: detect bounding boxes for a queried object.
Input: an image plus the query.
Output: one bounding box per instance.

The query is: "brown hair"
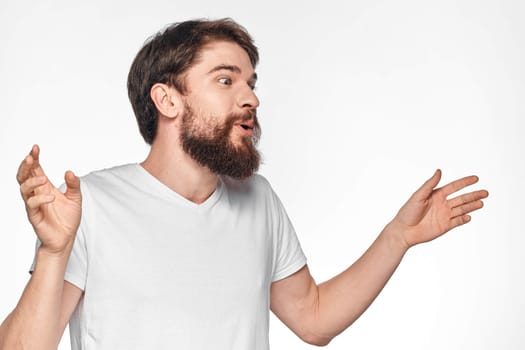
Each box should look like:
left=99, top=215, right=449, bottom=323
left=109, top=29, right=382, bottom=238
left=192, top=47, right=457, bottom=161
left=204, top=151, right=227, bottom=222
left=127, top=18, right=259, bottom=144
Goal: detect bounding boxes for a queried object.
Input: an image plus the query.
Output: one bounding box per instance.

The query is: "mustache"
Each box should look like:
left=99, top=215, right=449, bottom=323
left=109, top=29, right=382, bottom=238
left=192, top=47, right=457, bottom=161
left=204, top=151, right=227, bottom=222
left=230, top=110, right=257, bottom=123
left=227, top=111, right=260, bottom=131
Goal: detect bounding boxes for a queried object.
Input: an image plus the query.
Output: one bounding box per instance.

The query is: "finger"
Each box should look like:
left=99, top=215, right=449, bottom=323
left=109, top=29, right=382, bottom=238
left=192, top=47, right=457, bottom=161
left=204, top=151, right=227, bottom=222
left=440, top=175, right=479, bottom=197
left=448, top=189, right=489, bottom=208
left=16, top=145, right=45, bottom=184
left=26, top=193, right=55, bottom=210
left=449, top=214, right=471, bottom=230
left=412, top=169, right=442, bottom=201
left=16, top=153, right=35, bottom=185
left=450, top=200, right=484, bottom=218
left=20, top=175, right=48, bottom=200
left=64, top=171, right=81, bottom=200
left=29, top=144, right=46, bottom=177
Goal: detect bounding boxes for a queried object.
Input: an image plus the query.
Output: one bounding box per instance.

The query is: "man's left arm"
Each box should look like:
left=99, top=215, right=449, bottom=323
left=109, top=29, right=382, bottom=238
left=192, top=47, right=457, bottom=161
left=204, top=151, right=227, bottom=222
left=270, top=170, right=488, bottom=346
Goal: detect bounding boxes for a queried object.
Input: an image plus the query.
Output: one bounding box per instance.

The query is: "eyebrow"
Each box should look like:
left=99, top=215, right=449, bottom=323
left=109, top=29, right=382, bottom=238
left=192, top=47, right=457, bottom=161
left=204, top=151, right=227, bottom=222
left=207, top=64, right=258, bottom=84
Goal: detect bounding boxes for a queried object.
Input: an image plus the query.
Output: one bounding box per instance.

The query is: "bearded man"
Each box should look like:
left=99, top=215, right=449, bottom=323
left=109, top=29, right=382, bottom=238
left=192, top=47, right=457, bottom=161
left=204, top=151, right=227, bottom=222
left=0, top=19, right=488, bottom=350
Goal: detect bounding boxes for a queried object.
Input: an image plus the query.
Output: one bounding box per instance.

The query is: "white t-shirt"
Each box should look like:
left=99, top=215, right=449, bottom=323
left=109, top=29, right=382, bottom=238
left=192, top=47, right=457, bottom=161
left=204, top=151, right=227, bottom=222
left=31, top=164, right=306, bottom=350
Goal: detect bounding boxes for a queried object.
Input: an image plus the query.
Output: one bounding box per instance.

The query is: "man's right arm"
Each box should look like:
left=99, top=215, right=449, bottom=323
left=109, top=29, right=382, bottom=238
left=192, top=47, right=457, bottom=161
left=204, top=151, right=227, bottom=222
left=0, top=254, right=83, bottom=349
left=0, top=145, right=83, bottom=349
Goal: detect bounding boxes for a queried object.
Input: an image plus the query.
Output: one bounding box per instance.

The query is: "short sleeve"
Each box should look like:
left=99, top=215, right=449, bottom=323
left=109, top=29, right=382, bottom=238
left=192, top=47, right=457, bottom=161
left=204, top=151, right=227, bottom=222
left=29, top=183, right=88, bottom=291
left=269, top=187, right=307, bottom=282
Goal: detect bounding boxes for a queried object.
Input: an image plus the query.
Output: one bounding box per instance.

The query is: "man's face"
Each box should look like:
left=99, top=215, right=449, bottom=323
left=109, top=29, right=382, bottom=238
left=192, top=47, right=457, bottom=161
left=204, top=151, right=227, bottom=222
left=179, top=41, right=261, bottom=179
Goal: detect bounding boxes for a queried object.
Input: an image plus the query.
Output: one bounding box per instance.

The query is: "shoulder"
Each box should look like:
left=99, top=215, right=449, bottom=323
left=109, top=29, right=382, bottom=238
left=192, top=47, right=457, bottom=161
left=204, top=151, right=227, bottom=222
left=81, top=163, right=137, bottom=182
left=78, top=163, right=140, bottom=193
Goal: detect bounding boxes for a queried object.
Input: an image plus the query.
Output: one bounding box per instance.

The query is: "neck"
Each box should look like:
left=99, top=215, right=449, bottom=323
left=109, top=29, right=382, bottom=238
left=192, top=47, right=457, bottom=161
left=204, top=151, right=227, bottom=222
left=141, top=135, right=218, bottom=205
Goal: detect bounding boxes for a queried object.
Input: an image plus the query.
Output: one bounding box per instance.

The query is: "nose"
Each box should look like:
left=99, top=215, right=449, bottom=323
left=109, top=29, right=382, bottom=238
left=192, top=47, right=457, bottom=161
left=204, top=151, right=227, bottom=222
left=237, top=85, right=260, bottom=110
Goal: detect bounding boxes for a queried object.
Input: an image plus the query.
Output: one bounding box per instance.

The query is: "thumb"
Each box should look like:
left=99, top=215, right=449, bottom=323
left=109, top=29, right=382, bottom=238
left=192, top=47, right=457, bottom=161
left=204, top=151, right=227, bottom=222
left=64, top=170, right=81, bottom=200
left=412, top=169, right=441, bottom=201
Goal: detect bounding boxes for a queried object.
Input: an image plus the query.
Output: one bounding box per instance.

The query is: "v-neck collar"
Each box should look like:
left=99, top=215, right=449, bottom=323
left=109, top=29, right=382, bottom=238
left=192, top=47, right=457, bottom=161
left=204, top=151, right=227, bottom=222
left=132, top=163, right=224, bottom=211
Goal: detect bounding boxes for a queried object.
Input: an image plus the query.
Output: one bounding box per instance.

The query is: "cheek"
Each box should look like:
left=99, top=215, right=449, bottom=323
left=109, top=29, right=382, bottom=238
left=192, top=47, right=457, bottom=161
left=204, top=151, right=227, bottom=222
left=197, top=86, right=234, bottom=114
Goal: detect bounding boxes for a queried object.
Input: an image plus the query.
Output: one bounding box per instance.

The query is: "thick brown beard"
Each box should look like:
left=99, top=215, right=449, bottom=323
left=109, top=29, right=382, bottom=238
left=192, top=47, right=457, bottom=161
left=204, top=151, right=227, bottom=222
left=180, top=104, right=261, bottom=179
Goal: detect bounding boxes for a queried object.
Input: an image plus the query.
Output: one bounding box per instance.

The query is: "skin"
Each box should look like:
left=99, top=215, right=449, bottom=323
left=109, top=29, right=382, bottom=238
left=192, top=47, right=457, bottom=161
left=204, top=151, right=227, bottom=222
left=0, top=145, right=83, bottom=349
left=0, top=41, right=489, bottom=348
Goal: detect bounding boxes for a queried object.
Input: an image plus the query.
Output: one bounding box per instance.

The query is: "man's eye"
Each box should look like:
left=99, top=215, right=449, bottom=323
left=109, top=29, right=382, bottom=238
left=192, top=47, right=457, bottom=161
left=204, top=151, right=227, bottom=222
left=218, top=77, right=232, bottom=85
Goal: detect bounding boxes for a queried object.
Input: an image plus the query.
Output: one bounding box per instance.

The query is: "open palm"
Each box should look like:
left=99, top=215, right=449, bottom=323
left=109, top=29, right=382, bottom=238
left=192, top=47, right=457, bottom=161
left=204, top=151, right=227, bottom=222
left=17, top=145, right=82, bottom=254
left=394, top=169, right=488, bottom=248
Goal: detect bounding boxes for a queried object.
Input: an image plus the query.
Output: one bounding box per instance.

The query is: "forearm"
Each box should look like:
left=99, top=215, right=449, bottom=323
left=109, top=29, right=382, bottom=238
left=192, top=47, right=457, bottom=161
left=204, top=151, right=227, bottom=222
left=0, top=245, right=72, bottom=350
left=314, top=222, right=409, bottom=341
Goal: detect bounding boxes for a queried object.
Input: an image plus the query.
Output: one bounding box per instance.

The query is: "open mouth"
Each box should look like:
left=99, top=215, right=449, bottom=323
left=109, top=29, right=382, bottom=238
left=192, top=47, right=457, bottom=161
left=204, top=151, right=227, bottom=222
left=235, top=119, right=254, bottom=130
left=240, top=124, right=252, bottom=130
left=234, top=122, right=254, bottom=138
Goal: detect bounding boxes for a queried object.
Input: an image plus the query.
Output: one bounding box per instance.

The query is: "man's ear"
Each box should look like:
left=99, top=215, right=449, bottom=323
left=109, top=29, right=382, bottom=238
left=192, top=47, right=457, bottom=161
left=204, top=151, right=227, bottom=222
left=150, top=83, right=183, bottom=119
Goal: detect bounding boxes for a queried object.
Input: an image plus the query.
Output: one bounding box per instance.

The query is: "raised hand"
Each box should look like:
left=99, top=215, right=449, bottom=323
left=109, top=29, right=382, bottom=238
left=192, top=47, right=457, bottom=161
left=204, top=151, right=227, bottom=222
left=17, top=145, right=82, bottom=255
left=392, top=169, right=489, bottom=248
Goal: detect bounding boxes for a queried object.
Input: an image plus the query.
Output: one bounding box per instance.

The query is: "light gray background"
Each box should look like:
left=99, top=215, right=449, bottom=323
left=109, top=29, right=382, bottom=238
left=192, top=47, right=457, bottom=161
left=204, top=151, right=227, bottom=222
left=1, top=0, right=523, bottom=349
